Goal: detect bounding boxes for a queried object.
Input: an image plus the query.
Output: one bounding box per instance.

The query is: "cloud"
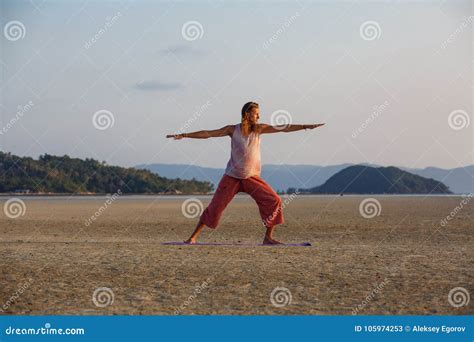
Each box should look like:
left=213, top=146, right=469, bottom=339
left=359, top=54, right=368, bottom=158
left=133, top=80, right=182, bottom=92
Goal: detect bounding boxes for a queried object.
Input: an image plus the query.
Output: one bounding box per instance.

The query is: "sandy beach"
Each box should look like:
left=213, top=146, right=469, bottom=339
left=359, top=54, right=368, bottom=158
left=0, top=195, right=472, bottom=315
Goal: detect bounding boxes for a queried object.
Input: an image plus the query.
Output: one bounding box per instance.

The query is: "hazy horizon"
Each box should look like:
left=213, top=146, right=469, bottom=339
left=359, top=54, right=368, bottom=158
left=2, top=149, right=474, bottom=171
left=1, top=0, right=472, bottom=170
left=135, top=160, right=474, bottom=171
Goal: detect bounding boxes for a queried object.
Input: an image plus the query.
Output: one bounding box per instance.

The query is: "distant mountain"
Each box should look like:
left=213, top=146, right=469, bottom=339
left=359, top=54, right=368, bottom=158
left=295, top=165, right=452, bottom=194
left=262, top=164, right=354, bottom=192
left=135, top=163, right=355, bottom=193
left=401, top=166, right=473, bottom=194
left=0, top=152, right=213, bottom=194
left=135, top=163, right=225, bottom=188
left=136, top=163, right=473, bottom=194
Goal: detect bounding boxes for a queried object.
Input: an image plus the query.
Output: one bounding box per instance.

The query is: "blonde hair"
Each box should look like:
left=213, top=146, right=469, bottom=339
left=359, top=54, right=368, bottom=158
left=241, top=101, right=259, bottom=136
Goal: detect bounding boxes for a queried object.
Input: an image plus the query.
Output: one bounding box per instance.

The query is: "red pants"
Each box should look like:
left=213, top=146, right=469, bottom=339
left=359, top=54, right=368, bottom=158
left=200, top=174, right=284, bottom=229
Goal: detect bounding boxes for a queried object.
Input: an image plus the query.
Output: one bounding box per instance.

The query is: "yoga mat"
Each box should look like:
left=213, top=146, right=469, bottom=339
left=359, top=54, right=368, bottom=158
left=161, top=242, right=311, bottom=247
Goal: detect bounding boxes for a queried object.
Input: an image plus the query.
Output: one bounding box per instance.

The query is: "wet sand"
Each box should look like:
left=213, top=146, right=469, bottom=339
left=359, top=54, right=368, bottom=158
left=0, top=195, right=472, bottom=315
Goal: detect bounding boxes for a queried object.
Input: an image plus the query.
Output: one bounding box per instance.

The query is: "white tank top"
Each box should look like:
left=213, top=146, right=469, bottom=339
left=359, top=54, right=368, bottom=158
left=224, top=123, right=261, bottom=179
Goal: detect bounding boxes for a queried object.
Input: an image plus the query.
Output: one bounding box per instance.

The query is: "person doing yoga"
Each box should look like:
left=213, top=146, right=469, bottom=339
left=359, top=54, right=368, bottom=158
left=166, top=101, right=325, bottom=245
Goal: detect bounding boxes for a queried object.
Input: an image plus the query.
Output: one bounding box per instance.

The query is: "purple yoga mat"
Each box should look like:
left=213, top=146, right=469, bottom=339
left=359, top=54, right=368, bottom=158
left=161, top=242, right=311, bottom=247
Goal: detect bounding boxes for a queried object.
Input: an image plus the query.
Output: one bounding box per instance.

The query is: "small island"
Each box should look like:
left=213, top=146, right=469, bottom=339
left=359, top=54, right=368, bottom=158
left=288, top=165, right=452, bottom=194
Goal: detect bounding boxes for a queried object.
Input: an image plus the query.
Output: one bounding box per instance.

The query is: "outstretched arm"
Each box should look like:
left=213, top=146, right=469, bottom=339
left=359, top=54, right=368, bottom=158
left=259, top=123, right=325, bottom=134
left=166, top=125, right=234, bottom=140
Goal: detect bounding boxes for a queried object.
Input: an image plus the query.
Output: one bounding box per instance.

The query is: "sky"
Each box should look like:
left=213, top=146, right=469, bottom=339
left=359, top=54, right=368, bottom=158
left=0, top=0, right=472, bottom=170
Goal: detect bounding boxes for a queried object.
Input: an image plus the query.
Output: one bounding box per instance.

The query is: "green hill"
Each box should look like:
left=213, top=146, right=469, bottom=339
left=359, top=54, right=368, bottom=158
left=290, top=165, right=452, bottom=194
left=0, top=152, right=213, bottom=194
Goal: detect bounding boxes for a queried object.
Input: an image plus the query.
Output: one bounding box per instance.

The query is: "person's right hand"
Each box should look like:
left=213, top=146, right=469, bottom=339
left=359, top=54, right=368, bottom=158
left=308, top=123, right=325, bottom=129
left=166, top=134, right=184, bottom=140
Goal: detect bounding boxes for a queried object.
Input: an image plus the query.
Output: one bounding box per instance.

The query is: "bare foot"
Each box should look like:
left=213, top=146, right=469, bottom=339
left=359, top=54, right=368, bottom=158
left=262, top=236, right=283, bottom=245
left=184, top=238, right=196, bottom=244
